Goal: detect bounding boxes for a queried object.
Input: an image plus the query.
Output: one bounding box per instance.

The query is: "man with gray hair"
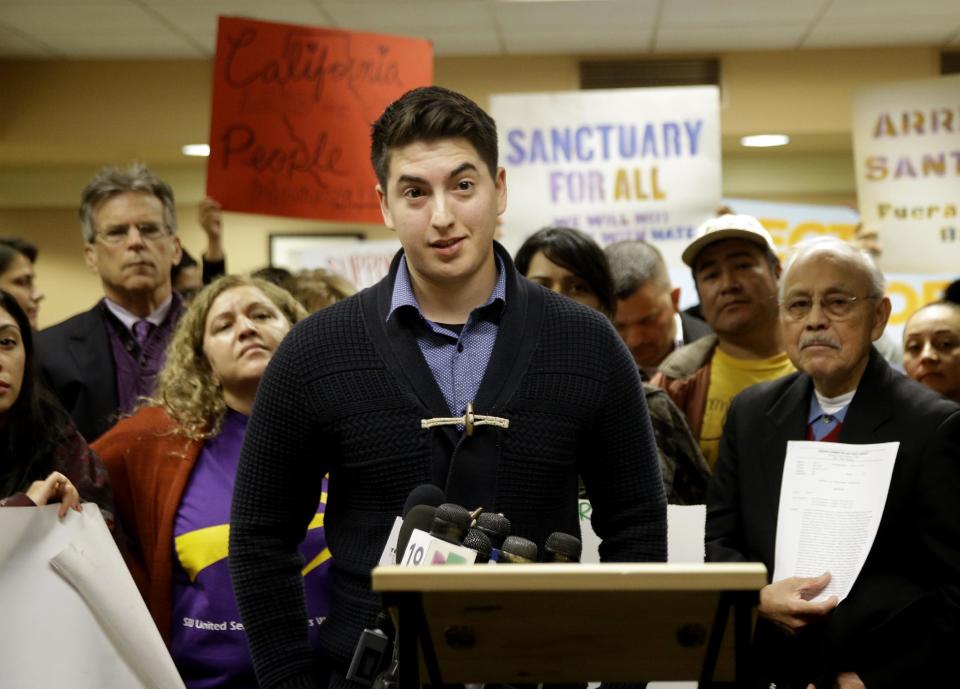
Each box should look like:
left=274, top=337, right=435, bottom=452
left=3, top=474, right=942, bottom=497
left=707, top=236, right=960, bottom=688
left=605, top=239, right=711, bottom=378
left=36, top=163, right=184, bottom=441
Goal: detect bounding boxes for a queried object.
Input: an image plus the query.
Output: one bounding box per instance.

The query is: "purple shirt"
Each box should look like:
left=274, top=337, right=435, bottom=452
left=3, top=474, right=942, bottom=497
left=170, top=410, right=331, bottom=689
left=101, top=294, right=183, bottom=414
left=387, top=255, right=506, bottom=417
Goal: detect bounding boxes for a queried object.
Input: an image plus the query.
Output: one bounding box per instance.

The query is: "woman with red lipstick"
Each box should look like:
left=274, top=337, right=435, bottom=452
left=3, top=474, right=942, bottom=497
left=0, top=290, right=113, bottom=519
left=94, top=275, right=335, bottom=689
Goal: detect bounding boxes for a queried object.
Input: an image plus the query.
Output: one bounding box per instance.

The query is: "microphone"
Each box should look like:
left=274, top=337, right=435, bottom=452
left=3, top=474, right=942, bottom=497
left=393, top=486, right=446, bottom=565
left=475, top=512, right=511, bottom=548
left=462, top=528, right=493, bottom=564
left=499, top=535, right=538, bottom=564
left=429, top=503, right=472, bottom=544
left=475, top=512, right=511, bottom=562
left=403, top=484, right=446, bottom=517
left=400, top=502, right=477, bottom=566
left=543, top=532, right=582, bottom=563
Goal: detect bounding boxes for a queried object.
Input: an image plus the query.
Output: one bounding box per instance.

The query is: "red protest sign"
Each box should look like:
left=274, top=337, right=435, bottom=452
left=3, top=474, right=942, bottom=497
left=206, top=16, right=433, bottom=223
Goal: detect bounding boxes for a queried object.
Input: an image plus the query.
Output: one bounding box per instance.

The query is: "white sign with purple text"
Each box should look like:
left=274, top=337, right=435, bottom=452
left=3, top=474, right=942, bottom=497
left=491, top=86, right=721, bottom=266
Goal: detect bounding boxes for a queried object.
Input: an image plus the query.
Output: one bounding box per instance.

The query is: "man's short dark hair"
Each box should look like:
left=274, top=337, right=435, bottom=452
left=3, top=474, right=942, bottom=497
left=370, top=86, right=499, bottom=190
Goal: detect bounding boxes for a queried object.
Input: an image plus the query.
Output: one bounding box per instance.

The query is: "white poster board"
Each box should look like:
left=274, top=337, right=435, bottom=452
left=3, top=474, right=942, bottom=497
left=270, top=235, right=401, bottom=289
left=491, top=86, right=721, bottom=267
left=0, top=505, right=185, bottom=689
left=852, top=74, right=960, bottom=273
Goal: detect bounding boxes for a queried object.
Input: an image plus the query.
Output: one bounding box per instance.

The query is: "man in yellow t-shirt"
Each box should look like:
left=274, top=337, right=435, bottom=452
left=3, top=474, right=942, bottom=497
left=698, top=347, right=795, bottom=467
left=652, top=214, right=795, bottom=467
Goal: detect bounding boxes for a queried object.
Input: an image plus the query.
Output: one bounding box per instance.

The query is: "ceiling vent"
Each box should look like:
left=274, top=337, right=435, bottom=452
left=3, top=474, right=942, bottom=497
left=941, top=51, right=960, bottom=75
left=580, top=58, right=720, bottom=90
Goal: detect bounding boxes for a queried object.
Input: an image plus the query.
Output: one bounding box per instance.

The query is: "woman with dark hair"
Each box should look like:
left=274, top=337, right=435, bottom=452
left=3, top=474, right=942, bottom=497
left=0, top=237, right=45, bottom=330
left=515, top=227, right=710, bottom=504
left=514, top=226, right=616, bottom=316
left=0, top=290, right=113, bottom=520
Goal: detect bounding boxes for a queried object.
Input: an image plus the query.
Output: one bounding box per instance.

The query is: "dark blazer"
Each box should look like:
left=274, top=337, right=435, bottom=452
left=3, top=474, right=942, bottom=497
left=35, top=305, right=118, bottom=443
left=679, top=309, right=712, bottom=344
left=707, top=348, right=960, bottom=689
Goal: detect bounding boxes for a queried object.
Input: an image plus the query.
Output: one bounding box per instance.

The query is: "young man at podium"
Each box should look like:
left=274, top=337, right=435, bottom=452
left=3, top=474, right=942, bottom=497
left=228, top=86, right=668, bottom=689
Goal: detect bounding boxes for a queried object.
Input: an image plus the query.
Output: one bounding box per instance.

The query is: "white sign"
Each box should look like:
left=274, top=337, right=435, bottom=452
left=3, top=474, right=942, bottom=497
left=270, top=236, right=401, bottom=289
left=491, top=86, right=721, bottom=267
left=852, top=74, right=960, bottom=273
left=0, top=505, right=185, bottom=689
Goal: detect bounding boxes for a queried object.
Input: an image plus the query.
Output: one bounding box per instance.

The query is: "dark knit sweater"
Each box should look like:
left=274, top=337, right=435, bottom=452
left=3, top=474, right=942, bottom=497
left=230, top=244, right=667, bottom=689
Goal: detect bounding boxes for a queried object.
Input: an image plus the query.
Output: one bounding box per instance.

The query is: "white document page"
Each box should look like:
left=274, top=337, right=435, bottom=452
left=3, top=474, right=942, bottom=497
left=773, top=440, right=899, bottom=602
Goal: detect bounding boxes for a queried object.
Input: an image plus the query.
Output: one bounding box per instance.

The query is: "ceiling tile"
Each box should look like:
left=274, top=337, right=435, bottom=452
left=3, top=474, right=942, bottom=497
left=803, top=21, right=958, bottom=48
left=495, top=0, right=658, bottom=30
left=0, top=23, right=60, bottom=57
left=822, top=0, right=960, bottom=21
left=0, top=2, right=163, bottom=34
left=154, top=1, right=331, bottom=36
left=322, top=1, right=495, bottom=32
left=501, top=28, right=654, bottom=55
left=659, top=0, right=823, bottom=26
left=655, top=24, right=807, bottom=52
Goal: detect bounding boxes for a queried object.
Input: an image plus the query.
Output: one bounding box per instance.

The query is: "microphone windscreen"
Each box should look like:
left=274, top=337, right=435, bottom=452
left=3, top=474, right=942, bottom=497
left=499, top=535, right=538, bottom=564
left=430, top=503, right=472, bottom=544
left=402, top=484, right=446, bottom=517
left=395, top=505, right=437, bottom=564
left=463, top=528, right=492, bottom=563
left=544, top=532, right=582, bottom=563
left=475, top=512, right=511, bottom=549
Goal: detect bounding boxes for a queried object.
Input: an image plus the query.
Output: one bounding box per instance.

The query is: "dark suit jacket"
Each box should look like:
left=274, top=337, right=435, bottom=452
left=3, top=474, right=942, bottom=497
left=35, top=305, right=119, bottom=443
left=679, top=310, right=712, bottom=344
left=707, top=348, right=960, bottom=689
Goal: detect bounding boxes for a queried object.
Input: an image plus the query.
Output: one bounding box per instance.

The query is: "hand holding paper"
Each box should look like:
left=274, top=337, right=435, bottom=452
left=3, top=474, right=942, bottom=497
left=25, top=471, right=83, bottom=518
left=759, top=571, right=838, bottom=632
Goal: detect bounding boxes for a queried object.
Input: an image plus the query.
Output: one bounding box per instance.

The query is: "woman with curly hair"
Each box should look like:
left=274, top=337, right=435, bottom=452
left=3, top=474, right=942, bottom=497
left=0, top=290, right=113, bottom=519
left=94, top=275, right=330, bottom=688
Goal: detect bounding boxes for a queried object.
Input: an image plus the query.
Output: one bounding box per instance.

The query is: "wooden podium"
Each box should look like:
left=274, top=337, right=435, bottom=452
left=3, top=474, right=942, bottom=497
left=372, top=563, right=767, bottom=688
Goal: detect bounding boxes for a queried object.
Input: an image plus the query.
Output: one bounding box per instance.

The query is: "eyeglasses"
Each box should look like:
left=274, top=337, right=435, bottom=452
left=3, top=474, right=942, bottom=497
left=781, top=294, right=878, bottom=321
left=95, top=222, right=170, bottom=245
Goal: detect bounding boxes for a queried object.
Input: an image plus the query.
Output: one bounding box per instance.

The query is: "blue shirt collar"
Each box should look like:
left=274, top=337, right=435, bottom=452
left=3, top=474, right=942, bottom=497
left=387, top=252, right=506, bottom=324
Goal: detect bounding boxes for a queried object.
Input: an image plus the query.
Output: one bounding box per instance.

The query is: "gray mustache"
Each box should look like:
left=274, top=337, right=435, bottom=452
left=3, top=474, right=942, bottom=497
left=800, top=335, right=841, bottom=350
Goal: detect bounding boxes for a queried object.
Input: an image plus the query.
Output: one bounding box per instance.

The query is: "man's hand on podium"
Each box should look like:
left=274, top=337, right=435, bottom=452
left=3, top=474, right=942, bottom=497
left=758, top=571, right=838, bottom=633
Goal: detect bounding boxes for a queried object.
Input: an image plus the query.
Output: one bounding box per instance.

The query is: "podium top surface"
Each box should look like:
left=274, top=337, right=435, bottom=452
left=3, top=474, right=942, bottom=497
left=372, top=562, right=767, bottom=593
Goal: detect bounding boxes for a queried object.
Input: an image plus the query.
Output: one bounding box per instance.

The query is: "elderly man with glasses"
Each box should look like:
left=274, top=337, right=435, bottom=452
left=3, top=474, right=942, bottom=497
left=707, top=236, right=960, bottom=689
left=36, top=163, right=184, bottom=441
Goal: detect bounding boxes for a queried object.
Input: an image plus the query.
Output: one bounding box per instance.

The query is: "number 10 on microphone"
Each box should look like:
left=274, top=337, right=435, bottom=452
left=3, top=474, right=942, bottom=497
left=402, top=529, right=477, bottom=566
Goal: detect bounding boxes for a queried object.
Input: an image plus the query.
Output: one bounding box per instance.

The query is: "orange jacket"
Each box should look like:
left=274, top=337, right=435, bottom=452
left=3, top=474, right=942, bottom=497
left=92, top=406, right=202, bottom=645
